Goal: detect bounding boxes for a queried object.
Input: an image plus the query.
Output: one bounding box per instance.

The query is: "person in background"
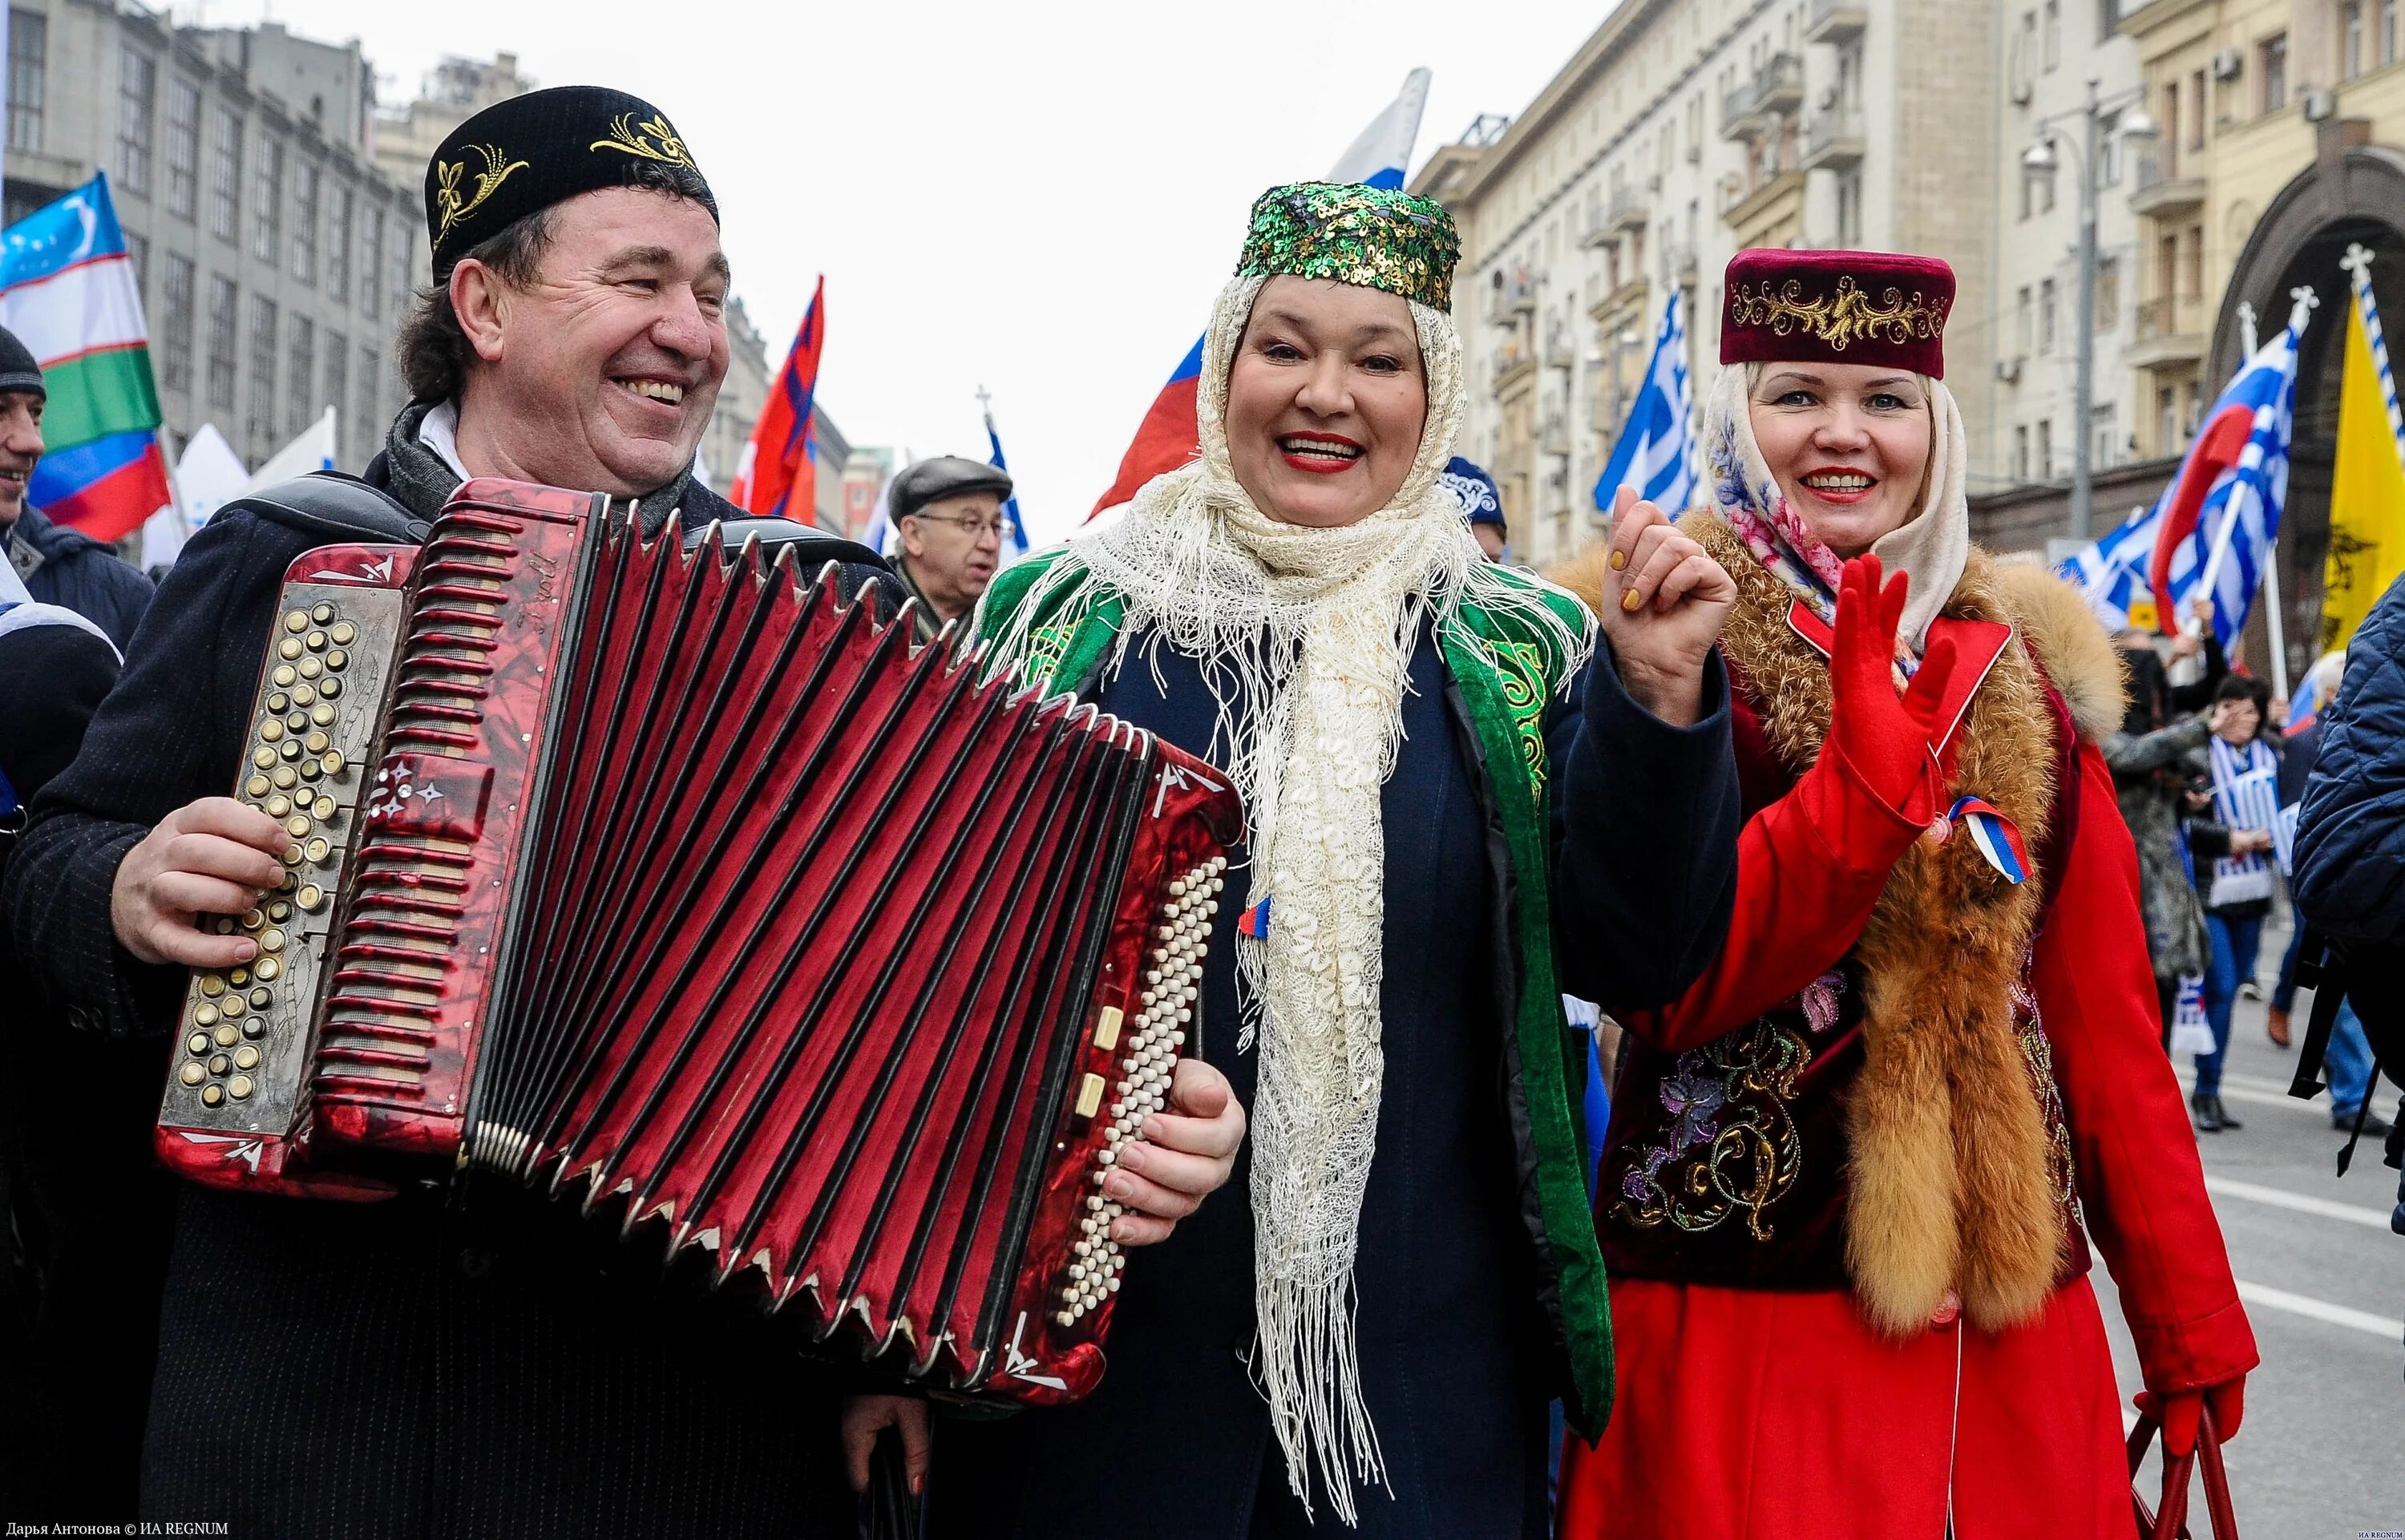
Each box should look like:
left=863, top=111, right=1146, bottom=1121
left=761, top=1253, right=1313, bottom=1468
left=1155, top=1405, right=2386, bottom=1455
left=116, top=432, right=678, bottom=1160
left=887, top=455, right=1013, bottom=641
left=1437, top=455, right=1509, bottom=560
left=0, top=325, right=152, bottom=650
left=2115, top=598, right=2225, bottom=731
left=0, top=559, right=153, bottom=1520
left=2102, top=612, right=2235, bottom=1048
left=2189, top=674, right=2282, bottom=1132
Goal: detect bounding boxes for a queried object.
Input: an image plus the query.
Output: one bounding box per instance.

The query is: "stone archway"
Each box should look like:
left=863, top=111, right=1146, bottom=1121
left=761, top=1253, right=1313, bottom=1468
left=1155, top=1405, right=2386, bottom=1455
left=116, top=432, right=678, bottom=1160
left=2211, top=122, right=2405, bottom=682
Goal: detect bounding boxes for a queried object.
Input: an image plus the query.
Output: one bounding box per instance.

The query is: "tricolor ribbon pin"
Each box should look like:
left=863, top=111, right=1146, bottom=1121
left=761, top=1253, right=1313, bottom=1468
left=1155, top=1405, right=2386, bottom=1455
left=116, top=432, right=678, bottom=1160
left=1946, top=795, right=2031, bottom=885
left=1238, top=897, right=1271, bottom=939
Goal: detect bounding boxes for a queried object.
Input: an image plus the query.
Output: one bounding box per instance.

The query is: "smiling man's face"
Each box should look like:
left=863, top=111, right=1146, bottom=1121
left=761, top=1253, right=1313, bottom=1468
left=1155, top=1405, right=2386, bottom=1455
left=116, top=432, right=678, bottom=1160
left=0, top=390, right=44, bottom=526
left=452, top=187, right=729, bottom=499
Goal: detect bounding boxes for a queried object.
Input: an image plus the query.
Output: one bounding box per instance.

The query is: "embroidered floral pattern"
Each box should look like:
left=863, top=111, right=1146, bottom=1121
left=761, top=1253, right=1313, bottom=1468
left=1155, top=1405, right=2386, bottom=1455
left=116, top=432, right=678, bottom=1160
left=432, top=143, right=529, bottom=243
left=1730, top=274, right=1949, bottom=353
left=2010, top=969, right=2080, bottom=1215
left=589, top=112, right=698, bottom=171
left=1613, top=1018, right=1809, bottom=1241
left=1477, top=635, right=1550, bottom=782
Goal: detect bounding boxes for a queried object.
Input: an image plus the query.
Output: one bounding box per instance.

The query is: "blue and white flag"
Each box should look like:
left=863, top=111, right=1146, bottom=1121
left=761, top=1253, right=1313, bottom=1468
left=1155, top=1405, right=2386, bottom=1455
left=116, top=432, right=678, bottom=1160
left=984, top=401, right=1030, bottom=558
left=1594, top=289, right=1696, bottom=513
left=2060, top=499, right=2167, bottom=632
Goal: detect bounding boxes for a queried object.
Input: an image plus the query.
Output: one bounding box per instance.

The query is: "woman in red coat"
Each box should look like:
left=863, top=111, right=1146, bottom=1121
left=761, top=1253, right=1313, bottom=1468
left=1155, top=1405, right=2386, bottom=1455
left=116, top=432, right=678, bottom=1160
left=1554, top=249, right=2257, bottom=1539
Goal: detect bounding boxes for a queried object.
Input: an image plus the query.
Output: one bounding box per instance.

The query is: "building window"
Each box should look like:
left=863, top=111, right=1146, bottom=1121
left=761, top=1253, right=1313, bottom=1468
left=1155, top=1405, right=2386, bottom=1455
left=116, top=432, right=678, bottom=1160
left=2346, top=1, right=2367, bottom=78
left=2262, top=34, right=2288, bottom=111
left=207, top=277, right=238, bottom=413
left=1836, top=171, right=1862, bottom=245
left=359, top=346, right=380, bottom=445
left=361, top=211, right=382, bottom=320
left=2189, top=71, right=2207, bottom=150
left=292, top=160, right=319, bottom=284
left=7, top=9, right=45, bottom=153
left=118, top=48, right=156, bottom=196
left=2016, top=285, right=2033, bottom=355
left=2159, top=386, right=2179, bottom=452
left=2036, top=418, right=2054, bottom=479
left=2097, top=254, right=2121, bottom=329
left=249, top=297, right=278, bottom=447
left=2092, top=404, right=2119, bottom=471
left=2161, top=82, right=2180, bottom=178
left=209, top=107, right=242, bottom=243
left=2014, top=424, right=2031, bottom=481
left=289, top=316, right=315, bottom=437
left=390, top=221, right=413, bottom=317
left=2043, top=0, right=2061, bottom=70
left=2040, top=278, right=2059, bottom=351
left=165, top=76, right=200, bottom=220
left=125, top=231, right=148, bottom=292
left=2182, top=222, right=2204, bottom=300
left=325, top=333, right=348, bottom=466
left=327, top=186, right=353, bottom=303
left=253, top=138, right=285, bottom=267
left=160, top=253, right=196, bottom=394
left=2385, top=0, right=2399, bottom=65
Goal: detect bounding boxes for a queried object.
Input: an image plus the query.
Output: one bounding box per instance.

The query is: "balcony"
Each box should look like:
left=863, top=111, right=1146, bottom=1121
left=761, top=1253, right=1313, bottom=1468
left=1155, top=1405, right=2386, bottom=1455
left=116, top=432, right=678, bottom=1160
left=1591, top=274, right=1650, bottom=321
left=2129, top=158, right=2207, bottom=217
left=1490, top=271, right=1538, bottom=327
left=2131, top=293, right=2206, bottom=367
left=1722, top=167, right=1805, bottom=223
left=1721, top=52, right=1805, bottom=139
left=1802, top=108, right=1866, bottom=171
left=1668, top=243, right=1699, bottom=285
left=1538, top=412, right=1571, bottom=457
left=1606, top=183, right=1652, bottom=236
left=1580, top=204, right=1615, bottom=249
left=1806, top=0, right=1868, bottom=43
left=1491, top=337, right=1536, bottom=397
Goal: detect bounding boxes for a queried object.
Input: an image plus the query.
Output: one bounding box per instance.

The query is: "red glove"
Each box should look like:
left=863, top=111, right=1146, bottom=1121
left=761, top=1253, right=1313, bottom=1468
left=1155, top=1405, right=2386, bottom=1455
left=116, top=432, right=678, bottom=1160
left=1824, top=555, right=1961, bottom=825
left=2135, top=1377, right=2246, bottom=1457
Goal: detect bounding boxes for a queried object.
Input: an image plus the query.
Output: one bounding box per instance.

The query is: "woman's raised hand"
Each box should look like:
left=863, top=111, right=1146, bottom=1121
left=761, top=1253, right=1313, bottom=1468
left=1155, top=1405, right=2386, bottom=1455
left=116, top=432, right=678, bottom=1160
left=1826, top=555, right=1959, bottom=819
left=1597, top=486, right=1737, bottom=727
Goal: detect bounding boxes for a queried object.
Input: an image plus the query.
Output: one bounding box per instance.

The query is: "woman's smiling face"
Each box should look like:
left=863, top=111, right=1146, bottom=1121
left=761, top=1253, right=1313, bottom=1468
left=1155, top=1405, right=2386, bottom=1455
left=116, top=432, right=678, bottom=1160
left=1223, top=276, right=1429, bottom=527
left=1746, top=362, right=1934, bottom=556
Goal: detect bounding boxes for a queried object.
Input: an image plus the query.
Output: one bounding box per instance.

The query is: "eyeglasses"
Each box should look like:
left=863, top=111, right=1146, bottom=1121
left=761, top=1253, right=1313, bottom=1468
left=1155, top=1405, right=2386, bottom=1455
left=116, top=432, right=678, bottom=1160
left=908, top=511, right=1008, bottom=538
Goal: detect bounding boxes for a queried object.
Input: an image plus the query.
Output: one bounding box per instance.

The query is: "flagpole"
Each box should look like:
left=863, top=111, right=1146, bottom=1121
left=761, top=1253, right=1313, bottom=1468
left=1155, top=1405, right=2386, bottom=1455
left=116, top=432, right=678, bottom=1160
left=2262, top=541, right=2290, bottom=701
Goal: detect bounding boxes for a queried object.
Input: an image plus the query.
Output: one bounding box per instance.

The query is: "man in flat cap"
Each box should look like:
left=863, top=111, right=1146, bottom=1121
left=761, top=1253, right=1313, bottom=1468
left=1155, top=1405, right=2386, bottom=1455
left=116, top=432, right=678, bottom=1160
left=6, top=83, right=1239, bottom=1538
left=0, top=323, right=152, bottom=649
left=888, top=455, right=1013, bottom=641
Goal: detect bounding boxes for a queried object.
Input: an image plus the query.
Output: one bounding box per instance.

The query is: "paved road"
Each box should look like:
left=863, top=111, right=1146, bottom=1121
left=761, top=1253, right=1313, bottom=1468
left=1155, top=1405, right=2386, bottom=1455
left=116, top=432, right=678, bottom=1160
left=2091, top=937, right=2404, bottom=1540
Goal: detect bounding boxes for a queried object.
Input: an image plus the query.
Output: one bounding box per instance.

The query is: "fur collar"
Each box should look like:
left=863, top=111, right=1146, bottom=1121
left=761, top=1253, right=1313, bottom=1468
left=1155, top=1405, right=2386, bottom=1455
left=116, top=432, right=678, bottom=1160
left=1692, top=511, right=2067, bottom=1334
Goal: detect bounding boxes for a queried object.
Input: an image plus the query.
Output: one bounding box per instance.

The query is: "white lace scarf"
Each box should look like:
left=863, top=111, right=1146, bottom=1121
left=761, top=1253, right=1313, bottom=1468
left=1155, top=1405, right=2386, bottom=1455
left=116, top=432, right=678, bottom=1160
left=991, top=273, right=1563, bottom=1523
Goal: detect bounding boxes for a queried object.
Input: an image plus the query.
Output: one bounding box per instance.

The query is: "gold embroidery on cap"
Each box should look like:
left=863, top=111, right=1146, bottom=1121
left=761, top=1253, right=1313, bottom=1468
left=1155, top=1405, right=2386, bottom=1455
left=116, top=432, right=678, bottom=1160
left=1732, top=275, right=1949, bottom=351
left=589, top=113, right=697, bottom=172
left=434, top=144, right=531, bottom=242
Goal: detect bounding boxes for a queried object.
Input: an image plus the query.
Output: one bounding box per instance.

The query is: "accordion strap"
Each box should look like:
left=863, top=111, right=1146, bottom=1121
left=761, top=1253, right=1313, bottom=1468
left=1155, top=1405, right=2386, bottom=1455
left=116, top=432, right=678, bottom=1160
left=236, top=472, right=432, bottom=546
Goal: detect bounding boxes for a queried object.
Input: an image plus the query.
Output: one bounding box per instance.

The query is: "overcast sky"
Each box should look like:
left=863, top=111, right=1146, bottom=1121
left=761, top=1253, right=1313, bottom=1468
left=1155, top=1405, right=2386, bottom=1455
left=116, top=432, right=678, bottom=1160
left=196, top=1, right=1603, bottom=540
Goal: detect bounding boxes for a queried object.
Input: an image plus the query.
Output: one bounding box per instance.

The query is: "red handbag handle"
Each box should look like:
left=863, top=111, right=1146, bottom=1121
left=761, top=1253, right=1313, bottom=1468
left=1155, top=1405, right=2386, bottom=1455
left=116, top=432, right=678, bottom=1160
left=2128, top=1405, right=2239, bottom=1539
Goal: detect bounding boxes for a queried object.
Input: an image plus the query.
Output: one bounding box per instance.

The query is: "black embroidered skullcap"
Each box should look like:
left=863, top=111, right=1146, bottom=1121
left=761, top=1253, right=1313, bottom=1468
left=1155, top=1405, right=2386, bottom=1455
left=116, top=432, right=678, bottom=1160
left=425, top=85, right=717, bottom=279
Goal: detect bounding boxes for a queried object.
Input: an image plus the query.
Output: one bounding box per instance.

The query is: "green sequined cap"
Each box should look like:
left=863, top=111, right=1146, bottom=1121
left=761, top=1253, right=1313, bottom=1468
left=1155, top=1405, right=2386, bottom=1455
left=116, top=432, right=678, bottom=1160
left=1235, top=181, right=1461, bottom=312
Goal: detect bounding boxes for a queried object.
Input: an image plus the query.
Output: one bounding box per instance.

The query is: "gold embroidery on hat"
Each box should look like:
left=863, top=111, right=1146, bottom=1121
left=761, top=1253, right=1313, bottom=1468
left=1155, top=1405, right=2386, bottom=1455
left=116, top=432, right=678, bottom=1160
left=589, top=113, right=697, bottom=172
left=1732, top=275, right=1948, bottom=351
left=434, top=144, right=530, bottom=243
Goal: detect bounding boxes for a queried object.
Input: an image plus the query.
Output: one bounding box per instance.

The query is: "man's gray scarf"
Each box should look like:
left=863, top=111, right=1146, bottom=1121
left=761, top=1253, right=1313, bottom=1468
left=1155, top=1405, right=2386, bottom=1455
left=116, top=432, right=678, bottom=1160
left=381, top=399, right=697, bottom=536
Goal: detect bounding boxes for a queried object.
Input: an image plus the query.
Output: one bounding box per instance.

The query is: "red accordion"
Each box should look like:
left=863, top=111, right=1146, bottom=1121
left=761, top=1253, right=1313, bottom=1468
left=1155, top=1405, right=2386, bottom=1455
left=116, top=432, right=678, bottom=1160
left=156, top=479, right=1241, bottom=1404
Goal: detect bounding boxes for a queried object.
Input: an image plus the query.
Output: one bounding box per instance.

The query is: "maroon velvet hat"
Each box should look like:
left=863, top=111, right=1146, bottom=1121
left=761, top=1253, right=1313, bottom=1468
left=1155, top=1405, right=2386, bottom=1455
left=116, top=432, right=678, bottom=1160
left=1720, top=249, right=1955, bottom=378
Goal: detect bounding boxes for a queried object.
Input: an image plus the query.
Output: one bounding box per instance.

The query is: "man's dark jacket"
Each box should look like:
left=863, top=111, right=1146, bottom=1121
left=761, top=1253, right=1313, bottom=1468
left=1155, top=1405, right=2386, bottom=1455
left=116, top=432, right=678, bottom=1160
left=5, top=447, right=894, bottom=1539
left=2297, top=572, right=2405, bottom=948
left=7, top=504, right=154, bottom=651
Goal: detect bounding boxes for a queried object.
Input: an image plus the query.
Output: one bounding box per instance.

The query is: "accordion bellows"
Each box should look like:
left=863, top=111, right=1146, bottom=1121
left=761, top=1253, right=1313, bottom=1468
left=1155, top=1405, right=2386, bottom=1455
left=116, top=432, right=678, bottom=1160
left=156, top=479, right=1241, bottom=1404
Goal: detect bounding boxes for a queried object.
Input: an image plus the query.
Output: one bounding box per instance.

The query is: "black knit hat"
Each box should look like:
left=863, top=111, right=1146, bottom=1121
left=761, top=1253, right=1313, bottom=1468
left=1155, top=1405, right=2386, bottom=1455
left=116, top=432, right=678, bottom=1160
left=425, top=85, right=717, bottom=279
left=0, top=325, right=44, bottom=399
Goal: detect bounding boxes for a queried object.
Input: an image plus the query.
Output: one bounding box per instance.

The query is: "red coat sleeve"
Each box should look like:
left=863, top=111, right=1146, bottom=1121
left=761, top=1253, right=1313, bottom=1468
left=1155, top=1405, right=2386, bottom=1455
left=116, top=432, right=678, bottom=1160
left=2035, top=741, right=2259, bottom=1395
left=1619, top=742, right=1926, bottom=1054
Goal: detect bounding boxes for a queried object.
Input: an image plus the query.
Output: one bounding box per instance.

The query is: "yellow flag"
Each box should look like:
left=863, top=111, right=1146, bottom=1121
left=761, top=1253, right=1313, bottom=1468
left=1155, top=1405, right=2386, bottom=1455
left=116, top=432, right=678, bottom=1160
left=2322, top=294, right=2405, bottom=650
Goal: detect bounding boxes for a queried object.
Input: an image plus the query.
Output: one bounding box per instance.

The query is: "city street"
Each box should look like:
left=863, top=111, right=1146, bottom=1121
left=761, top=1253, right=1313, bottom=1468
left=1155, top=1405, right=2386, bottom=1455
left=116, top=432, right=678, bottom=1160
left=2095, top=923, right=2405, bottom=1540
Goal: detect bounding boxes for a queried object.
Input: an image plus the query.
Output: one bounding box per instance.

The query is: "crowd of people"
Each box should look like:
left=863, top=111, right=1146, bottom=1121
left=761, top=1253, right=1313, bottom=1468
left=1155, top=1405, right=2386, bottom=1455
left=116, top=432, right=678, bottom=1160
left=0, top=78, right=2398, bottom=1539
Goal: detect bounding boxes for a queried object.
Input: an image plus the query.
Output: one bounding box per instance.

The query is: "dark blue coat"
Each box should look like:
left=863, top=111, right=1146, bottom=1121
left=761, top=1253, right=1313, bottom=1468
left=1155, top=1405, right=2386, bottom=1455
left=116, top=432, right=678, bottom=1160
left=928, top=628, right=1738, bottom=1540
left=2296, top=572, right=2405, bottom=946
left=6, top=504, right=154, bottom=652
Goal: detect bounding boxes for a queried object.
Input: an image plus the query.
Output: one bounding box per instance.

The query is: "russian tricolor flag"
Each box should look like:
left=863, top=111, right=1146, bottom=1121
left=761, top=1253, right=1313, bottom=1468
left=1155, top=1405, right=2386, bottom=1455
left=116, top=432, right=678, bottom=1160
left=1088, top=70, right=1432, bottom=520
left=2, top=174, right=172, bottom=543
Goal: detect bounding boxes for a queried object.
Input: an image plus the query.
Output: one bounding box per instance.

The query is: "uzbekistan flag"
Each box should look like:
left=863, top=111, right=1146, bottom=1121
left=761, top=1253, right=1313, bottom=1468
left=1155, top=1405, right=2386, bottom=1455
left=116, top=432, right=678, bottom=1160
left=1088, top=69, right=1432, bottom=519
left=730, top=274, right=826, bottom=521
left=2, top=173, right=172, bottom=543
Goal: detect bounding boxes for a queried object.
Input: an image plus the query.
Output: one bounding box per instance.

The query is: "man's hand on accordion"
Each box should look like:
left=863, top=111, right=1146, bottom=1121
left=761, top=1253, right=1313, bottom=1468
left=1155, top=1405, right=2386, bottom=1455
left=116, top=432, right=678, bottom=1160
left=1103, top=1057, right=1246, bottom=1245
left=110, top=797, right=293, bottom=968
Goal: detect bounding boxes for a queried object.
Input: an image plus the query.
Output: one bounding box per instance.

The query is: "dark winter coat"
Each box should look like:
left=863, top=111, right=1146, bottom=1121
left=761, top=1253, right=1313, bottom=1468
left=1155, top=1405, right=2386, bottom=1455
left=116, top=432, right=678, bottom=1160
left=4, top=445, right=895, bottom=1539
left=2104, top=717, right=2231, bottom=981
left=2296, top=573, right=2405, bottom=948
left=6, top=505, right=154, bottom=651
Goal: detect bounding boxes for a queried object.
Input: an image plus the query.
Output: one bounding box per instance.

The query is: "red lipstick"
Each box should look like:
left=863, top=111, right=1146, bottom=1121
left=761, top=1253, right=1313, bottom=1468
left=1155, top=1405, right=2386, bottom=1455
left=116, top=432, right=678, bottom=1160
left=1278, top=430, right=1364, bottom=476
